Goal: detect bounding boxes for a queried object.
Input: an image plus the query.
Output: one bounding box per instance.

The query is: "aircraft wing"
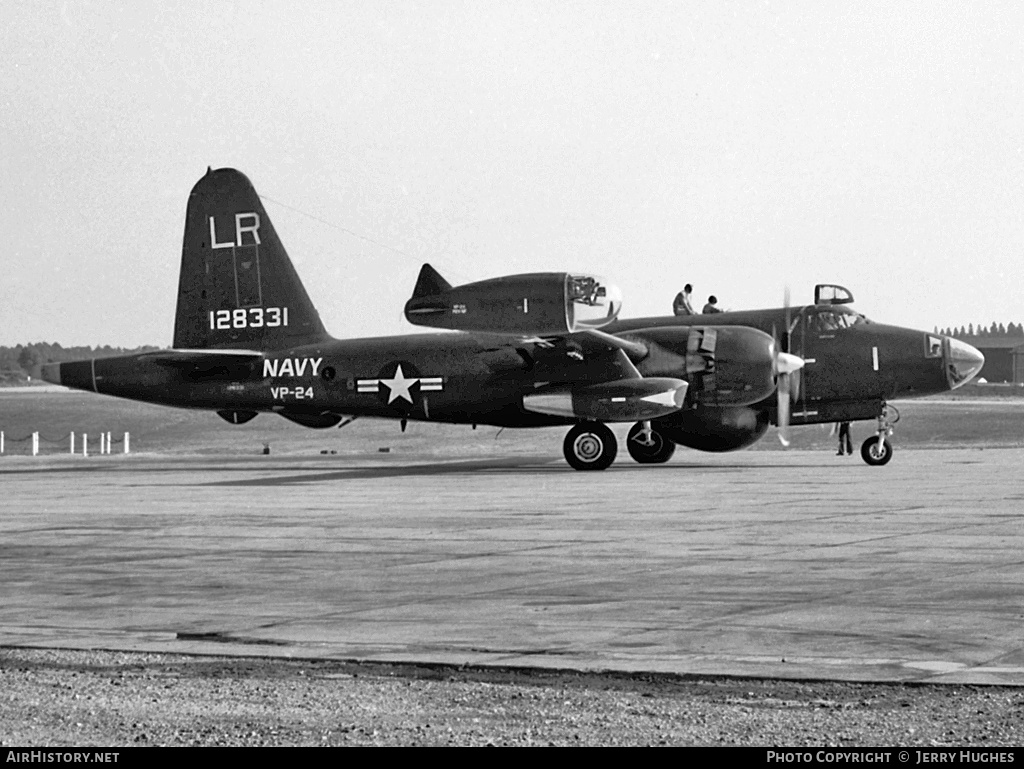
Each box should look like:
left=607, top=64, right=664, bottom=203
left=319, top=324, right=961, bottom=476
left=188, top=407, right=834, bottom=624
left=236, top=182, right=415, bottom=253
left=513, top=328, right=648, bottom=360
left=465, top=328, right=645, bottom=379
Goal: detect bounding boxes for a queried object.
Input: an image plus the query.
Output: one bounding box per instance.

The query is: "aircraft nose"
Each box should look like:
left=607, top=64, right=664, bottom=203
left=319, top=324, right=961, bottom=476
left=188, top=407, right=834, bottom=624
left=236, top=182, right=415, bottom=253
left=947, top=338, right=984, bottom=389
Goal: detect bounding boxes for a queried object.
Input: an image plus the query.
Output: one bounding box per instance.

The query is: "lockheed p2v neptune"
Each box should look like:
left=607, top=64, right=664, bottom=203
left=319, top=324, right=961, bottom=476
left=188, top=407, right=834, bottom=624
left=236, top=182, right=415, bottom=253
left=42, top=168, right=985, bottom=470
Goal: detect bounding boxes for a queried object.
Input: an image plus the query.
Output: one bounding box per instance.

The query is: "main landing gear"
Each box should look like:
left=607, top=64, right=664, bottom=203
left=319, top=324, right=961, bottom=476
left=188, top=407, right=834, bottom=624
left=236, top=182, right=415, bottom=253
left=563, top=421, right=617, bottom=471
left=626, top=421, right=676, bottom=464
left=562, top=421, right=677, bottom=470
left=860, top=404, right=899, bottom=466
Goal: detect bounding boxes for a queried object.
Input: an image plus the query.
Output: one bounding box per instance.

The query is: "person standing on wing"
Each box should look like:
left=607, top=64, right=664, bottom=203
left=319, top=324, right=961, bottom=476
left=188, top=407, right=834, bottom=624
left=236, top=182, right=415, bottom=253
left=673, top=284, right=695, bottom=316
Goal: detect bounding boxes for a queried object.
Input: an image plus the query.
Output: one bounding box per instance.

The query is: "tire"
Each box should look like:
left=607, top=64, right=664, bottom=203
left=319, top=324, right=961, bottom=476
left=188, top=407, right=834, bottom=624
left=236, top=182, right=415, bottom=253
left=860, top=437, right=893, bottom=466
left=563, top=422, right=617, bottom=471
left=626, top=422, right=676, bottom=464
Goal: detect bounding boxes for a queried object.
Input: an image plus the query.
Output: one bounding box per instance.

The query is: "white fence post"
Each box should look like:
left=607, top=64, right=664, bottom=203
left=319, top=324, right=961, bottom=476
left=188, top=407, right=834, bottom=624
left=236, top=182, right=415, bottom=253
left=124, top=432, right=130, bottom=454
left=82, top=433, right=88, bottom=457
left=1, top=431, right=4, bottom=454
left=32, top=432, right=39, bottom=456
left=70, top=432, right=75, bottom=454
left=107, top=431, right=112, bottom=455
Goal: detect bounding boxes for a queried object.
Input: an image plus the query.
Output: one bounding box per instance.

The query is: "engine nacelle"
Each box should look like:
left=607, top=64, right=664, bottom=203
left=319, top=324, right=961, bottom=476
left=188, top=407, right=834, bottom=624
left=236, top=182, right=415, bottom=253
left=631, top=325, right=778, bottom=408
left=405, top=266, right=622, bottom=336
left=523, top=377, right=687, bottom=422
left=656, top=406, right=769, bottom=452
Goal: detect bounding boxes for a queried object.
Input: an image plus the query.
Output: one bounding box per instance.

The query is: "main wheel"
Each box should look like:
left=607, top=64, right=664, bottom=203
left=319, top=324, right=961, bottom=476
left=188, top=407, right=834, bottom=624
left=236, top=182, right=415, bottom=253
left=563, top=422, right=617, bottom=471
left=860, top=436, right=893, bottom=466
left=626, top=422, right=676, bottom=464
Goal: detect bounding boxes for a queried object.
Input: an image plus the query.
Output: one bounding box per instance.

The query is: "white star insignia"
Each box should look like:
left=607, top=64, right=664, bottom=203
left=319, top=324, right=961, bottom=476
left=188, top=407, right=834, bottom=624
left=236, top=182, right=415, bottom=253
left=379, top=364, right=417, bottom=404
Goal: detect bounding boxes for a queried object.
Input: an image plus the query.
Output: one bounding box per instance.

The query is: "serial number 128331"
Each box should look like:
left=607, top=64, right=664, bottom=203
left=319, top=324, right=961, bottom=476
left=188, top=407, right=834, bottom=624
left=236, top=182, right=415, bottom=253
left=209, top=307, right=289, bottom=330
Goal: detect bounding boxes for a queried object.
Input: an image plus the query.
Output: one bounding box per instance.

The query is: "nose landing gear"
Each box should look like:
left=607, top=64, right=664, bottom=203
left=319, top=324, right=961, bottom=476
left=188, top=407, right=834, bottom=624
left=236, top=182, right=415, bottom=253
left=860, top=404, right=899, bottom=466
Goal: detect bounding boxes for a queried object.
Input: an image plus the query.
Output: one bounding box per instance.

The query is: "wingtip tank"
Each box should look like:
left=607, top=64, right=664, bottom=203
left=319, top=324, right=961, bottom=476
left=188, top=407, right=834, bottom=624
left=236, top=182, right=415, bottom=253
left=404, top=268, right=622, bottom=336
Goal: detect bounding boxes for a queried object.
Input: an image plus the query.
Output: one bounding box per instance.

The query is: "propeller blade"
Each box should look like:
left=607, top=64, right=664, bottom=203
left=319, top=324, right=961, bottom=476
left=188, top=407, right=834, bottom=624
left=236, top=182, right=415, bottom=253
left=782, top=284, right=792, bottom=353
left=777, top=373, right=791, bottom=446
left=775, top=352, right=801, bottom=446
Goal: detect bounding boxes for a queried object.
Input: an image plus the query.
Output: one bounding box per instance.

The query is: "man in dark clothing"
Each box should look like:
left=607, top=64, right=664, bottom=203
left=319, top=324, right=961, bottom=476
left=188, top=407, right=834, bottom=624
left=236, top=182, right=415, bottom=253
left=836, top=421, right=853, bottom=456
left=702, top=295, right=722, bottom=314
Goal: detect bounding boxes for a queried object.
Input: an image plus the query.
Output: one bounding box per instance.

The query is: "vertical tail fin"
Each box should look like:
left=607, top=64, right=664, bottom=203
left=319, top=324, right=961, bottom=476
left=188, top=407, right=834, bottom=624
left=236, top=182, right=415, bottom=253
left=173, top=167, right=329, bottom=349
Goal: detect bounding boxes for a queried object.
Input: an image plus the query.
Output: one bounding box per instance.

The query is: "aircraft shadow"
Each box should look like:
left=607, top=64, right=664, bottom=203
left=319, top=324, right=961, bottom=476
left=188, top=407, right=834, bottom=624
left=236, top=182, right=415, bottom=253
left=200, top=456, right=842, bottom=487
left=0, top=455, right=857, bottom=485
left=203, top=455, right=566, bottom=486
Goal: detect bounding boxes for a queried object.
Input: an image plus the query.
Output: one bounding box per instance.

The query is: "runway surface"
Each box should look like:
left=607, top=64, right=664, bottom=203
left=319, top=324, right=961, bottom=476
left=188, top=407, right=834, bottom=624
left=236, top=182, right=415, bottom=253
left=2, top=445, right=1023, bottom=685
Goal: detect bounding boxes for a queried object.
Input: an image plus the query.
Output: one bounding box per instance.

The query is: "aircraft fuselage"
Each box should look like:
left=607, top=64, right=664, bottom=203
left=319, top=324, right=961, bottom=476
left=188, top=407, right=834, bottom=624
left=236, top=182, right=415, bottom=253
left=53, top=305, right=968, bottom=430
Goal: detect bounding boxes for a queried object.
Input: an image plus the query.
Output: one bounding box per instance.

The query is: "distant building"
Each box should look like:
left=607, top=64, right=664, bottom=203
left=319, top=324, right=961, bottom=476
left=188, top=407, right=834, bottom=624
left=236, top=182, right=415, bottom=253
left=954, top=337, right=1024, bottom=383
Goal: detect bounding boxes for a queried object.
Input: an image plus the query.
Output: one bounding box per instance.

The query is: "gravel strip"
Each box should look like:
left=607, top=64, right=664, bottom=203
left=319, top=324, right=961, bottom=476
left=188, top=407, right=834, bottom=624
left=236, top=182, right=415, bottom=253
left=1, top=648, right=1023, bottom=746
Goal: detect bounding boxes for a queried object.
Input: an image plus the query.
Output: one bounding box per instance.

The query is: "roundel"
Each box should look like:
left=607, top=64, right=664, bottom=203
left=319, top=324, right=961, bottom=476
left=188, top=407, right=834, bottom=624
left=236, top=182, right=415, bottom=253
left=355, top=361, right=444, bottom=411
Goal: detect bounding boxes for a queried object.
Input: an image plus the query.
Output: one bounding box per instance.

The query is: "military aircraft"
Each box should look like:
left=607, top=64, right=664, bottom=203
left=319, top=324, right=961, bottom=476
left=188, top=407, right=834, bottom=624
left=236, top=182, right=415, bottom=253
left=42, top=168, right=985, bottom=470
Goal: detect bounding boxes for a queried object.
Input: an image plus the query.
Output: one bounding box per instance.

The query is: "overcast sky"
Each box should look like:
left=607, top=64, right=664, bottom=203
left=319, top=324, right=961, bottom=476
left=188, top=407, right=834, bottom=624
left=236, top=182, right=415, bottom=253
left=3, top=1, right=1022, bottom=347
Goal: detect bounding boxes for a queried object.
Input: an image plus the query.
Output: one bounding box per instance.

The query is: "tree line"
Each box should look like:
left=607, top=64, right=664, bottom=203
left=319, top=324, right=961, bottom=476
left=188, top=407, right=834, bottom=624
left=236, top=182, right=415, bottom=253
left=0, top=343, right=158, bottom=384
left=936, top=322, right=1024, bottom=339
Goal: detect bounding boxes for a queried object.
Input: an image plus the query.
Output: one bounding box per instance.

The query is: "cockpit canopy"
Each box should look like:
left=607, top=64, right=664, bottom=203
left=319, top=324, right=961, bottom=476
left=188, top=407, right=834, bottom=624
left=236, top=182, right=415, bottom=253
left=805, top=285, right=868, bottom=332
left=814, top=284, right=855, bottom=305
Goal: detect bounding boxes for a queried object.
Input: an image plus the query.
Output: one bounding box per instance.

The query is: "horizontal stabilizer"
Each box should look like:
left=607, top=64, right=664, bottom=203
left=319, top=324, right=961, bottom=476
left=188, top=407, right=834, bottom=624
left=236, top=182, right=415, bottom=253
left=279, top=411, right=350, bottom=429
left=140, top=348, right=264, bottom=370
left=217, top=409, right=258, bottom=425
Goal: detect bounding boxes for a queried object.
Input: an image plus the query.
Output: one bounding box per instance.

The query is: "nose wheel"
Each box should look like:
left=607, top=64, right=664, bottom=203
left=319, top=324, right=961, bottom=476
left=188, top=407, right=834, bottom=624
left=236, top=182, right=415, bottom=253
left=564, top=421, right=617, bottom=471
left=860, top=436, right=892, bottom=466
left=627, top=421, right=676, bottom=464
left=860, top=404, right=898, bottom=466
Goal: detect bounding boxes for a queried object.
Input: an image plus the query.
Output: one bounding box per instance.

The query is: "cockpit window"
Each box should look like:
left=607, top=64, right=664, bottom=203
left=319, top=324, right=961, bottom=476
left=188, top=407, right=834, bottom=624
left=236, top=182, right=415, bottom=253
left=834, top=306, right=867, bottom=326
left=808, top=311, right=841, bottom=332
left=806, top=307, right=867, bottom=333
left=925, top=334, right=943, bottom=358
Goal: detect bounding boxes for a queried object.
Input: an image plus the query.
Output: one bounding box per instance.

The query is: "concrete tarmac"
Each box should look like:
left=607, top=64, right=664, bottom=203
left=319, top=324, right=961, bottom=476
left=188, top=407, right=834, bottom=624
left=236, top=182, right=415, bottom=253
left=2, top=447, right=1023, bottom=685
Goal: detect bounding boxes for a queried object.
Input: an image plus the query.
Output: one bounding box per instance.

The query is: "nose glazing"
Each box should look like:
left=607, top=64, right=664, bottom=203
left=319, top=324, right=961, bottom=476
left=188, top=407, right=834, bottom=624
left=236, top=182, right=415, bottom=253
left=947, top=338, right=985, bottom=389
